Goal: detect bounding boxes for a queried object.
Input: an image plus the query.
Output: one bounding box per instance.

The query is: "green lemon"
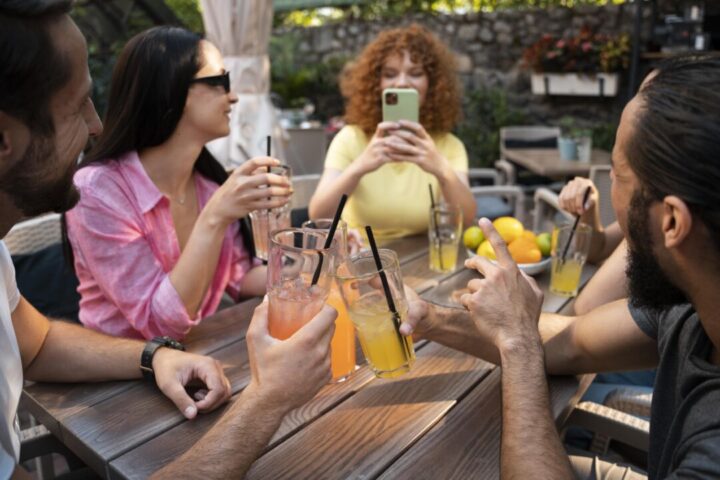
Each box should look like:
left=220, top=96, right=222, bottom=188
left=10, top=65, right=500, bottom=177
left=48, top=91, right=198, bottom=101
left=536, top=232, right=552, bottom=257
left=463, top=226, right=485, bottom=250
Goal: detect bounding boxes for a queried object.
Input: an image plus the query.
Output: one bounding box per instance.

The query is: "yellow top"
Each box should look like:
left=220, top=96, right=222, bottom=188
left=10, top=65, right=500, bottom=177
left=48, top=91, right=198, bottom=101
left=324, top=125, right=469, bottom=242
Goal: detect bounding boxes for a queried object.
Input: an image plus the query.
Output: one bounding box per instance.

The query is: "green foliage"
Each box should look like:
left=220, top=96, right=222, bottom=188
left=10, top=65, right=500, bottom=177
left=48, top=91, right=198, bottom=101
left=270, top=34, right=349, bottom=119
left=455, top=87, right=526, bottom=168
left=591, top=120, right=617, bottom=152
left=275, top=0, right=627, bottom=26
left=165, top=0, right=204, bottom=33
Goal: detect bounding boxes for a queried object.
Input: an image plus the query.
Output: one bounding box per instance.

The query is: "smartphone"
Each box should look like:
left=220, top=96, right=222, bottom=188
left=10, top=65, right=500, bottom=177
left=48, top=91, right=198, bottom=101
left=382, top=88, right=419, bottom=124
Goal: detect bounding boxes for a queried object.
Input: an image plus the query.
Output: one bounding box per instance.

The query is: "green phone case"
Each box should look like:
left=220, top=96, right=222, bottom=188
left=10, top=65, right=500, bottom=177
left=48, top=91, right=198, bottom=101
left=382, top=88, right=419, bottom=123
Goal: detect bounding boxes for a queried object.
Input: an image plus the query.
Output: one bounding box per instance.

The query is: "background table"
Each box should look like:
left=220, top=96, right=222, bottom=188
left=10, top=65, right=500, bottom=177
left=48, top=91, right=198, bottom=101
left=21, top=237, right=595, bottom=479
left=504, top=148, right=612, bottom=178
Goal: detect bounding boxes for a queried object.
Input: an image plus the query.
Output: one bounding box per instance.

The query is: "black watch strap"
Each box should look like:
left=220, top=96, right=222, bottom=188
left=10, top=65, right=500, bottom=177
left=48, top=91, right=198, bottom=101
left=140, top=336, right=185, bottom=380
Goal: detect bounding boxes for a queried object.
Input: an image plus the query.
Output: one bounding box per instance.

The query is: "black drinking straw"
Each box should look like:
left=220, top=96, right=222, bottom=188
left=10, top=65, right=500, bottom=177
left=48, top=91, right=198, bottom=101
left=365, top=225, right=412, bottom=359
left=428, top=184, right=444, bottom=271
left=556, top=186, right=592, bottom=272
left=310, top=194, right=348, bottom=286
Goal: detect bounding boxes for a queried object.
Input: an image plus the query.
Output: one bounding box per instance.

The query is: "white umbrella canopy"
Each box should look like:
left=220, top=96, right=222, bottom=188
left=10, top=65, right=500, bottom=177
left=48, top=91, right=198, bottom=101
left=201, top=0, right=285, bottom=167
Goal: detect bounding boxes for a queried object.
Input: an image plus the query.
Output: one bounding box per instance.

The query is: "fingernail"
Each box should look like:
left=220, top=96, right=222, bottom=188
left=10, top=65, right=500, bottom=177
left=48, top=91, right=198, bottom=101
left=479, top=217, right=491, bottom=227
left=184, top=405, right=197, bottom=418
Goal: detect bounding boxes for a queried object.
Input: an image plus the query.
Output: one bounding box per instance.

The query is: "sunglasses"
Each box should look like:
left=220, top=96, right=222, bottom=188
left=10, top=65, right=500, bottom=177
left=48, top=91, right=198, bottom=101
left=190, top=71, right=230, bottom=93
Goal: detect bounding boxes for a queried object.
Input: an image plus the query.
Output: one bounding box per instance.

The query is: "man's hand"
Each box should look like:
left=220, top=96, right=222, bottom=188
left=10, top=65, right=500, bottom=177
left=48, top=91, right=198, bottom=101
left=152, top=349, right=232, bottom=419
left=461, top=218, right=544, bottom=351
left=245, top=300, right=336, bottom=413
left=400, top=285, right=432, bottom=338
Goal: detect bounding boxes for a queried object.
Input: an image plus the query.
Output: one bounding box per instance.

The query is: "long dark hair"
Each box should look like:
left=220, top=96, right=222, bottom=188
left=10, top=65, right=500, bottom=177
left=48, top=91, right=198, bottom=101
left=628, top=52, right=720, bottom=251
left=63, top=26, right=254, bottom=262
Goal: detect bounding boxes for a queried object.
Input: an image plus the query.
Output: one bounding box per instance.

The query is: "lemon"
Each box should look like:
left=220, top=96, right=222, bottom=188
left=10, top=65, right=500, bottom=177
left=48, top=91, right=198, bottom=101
left=536, top=232, right=552, bottom=257
left=463, top=226, right=485, bottom=250
left=476, top=240, right=496, bottom=260
left=492, top=217, right=524, bottom=244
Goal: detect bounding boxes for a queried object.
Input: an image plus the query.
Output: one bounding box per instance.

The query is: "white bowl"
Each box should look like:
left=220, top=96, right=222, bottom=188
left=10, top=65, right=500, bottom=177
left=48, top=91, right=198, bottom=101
left=466, top=249, right=551, bottom=276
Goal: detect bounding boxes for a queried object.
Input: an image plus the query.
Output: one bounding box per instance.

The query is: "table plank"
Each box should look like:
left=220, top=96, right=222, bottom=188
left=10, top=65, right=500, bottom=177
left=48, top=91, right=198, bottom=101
left=379, top=370, right=591, bottom=480
left=56, top=341, right=251, bottom=477
left=504, top=148, right=611, bottom=178
left=183, top=297, right=260, bottom=353
left=246, top=342, right=494, bottom=479
left=402, top=246, right=469, bottom=294
left=382, top=234, right=428, bottom=265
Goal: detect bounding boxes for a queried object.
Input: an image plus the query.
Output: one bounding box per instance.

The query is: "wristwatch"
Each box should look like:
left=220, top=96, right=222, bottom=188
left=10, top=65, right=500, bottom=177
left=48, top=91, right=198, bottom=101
left=140, top=336, right=185, bottom=380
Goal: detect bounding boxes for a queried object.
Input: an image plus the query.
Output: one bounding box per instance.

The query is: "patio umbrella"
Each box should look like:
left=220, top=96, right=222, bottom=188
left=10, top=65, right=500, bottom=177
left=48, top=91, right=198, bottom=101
left=200, top=0, right=285, bottom=167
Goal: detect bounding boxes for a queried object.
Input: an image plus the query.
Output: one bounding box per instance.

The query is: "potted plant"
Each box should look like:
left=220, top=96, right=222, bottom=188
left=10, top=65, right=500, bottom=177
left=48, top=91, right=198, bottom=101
left=522, top=27, right=630, bottom=97
left=558, top=116, right=579, bottom=160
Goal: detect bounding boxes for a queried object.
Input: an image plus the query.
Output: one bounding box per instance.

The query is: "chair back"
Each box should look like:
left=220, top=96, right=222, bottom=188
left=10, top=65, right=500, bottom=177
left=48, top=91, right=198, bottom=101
left=589, top=165, right=615, bottom=227
left=284, top=128, right=327, bottom=175
left=500, top=126, right=561, bottom=158
left=4, top=214, right=62, bottom=256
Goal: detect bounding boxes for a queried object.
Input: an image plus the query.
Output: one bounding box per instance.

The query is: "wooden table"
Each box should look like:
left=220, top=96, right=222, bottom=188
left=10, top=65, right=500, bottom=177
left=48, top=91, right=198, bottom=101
left=504, top=148, right=612, bottom=178
left=21, top=237, right=595, bottom=479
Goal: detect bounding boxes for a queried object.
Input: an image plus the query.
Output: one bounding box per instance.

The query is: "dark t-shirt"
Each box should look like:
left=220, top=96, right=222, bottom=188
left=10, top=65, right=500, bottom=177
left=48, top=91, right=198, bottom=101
left=630, top=303, right=720, bottom=479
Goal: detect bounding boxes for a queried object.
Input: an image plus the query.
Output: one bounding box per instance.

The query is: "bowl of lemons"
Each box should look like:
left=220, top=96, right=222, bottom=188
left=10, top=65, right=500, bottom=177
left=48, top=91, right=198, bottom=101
left=463, top=217, right=552, bottom=276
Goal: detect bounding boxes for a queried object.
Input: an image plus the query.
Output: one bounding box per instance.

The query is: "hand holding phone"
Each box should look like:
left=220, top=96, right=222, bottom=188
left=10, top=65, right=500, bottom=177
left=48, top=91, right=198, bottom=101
left=382, top=88, right=419, bottom=124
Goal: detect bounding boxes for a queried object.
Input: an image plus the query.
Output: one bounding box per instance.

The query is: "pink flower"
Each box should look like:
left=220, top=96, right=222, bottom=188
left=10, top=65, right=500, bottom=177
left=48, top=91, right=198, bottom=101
left=556, top=40, right=566, bottom=49
left=582, top=42, right=592, bottom=52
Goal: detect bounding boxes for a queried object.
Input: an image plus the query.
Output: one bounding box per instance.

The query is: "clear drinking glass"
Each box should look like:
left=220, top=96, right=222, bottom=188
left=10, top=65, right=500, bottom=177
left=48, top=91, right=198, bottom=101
left=428, top=204, right=462, bottom=273
left=303, top=218, right=357, bottom=382
left=336, top=249, right=415, bottom=379
left=249, top=165, right=293, bottom=261
left=550, top=223, right=592, bottom=297
left=267, top=228, right=338, bottom=340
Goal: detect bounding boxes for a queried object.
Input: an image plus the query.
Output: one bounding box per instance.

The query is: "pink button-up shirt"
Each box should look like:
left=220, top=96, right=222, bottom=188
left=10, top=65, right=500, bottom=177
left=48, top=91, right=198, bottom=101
left=65, top=151, right=256, bottom=340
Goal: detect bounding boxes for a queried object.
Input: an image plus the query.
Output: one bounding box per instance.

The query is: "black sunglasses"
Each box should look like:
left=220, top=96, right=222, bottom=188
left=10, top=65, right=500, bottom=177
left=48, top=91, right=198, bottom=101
left=190, top=71, right=230, bottom=93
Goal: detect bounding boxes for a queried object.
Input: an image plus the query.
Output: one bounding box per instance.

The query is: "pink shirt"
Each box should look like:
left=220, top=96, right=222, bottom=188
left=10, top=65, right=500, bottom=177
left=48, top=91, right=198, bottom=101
left=65, top=151, right=257, bottom=340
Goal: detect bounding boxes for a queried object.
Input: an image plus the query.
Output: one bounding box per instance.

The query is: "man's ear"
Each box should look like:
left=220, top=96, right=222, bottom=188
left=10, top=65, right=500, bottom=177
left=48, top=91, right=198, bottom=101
left=661, top=196, right=692, bottom=249
left=0, top=112, right=30, bottom=176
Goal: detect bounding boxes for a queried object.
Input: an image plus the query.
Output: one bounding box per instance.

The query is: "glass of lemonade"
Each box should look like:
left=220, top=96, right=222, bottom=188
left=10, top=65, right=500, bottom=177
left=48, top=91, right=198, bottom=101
left=249, top=165, right=293, bottom=261
left=267, top=228, right=338, bottom=340
left=550, top=223, right=592, bottom=297
left=336, top=249, right=415, bottom=379
left=302, top=218, right=357, bottom=382
left=428, top=203, right=462, bottom=273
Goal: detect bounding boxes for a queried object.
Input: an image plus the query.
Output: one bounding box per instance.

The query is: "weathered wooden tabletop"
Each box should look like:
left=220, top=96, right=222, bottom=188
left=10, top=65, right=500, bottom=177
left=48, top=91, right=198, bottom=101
left=21, top=235, right=595, bottom=479
left=504, top=148, right=612, bottom=178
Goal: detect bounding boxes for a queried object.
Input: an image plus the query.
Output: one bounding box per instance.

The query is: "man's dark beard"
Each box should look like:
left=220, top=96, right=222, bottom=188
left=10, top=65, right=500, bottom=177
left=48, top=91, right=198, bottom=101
left=626, top=190, right=688, bottom=313
left=0, top=134, right=80, bottom=216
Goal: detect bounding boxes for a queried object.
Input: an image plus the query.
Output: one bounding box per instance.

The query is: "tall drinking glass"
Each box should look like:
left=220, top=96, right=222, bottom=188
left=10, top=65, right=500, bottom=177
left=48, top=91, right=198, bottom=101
left=550, top=223, right=592, bottom=297
left=336, top=249, right=415, bottom=379
left=267, top=228, right=338, bottom=340
left=249, top=165, right=292, bottom=261
left=428, top=204, right=462, bottom=273
left=302, top=219, right=357, bottom=382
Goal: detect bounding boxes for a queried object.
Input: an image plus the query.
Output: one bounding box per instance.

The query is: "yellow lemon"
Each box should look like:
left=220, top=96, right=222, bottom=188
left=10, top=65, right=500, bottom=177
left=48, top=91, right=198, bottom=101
left=476, top=240, right=496, bottom=260
left=492, top=217, right=524, bottom=244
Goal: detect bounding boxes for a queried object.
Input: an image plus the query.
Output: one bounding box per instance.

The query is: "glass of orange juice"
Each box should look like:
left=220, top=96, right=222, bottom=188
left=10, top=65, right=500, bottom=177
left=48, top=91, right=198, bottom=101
left=550, top=223, right=592, bottom=297
left=303, top=218, right=357, bottom=382
left=267, top=228, right=338, bottom=340
left=336, top=249, right=415, bottom=379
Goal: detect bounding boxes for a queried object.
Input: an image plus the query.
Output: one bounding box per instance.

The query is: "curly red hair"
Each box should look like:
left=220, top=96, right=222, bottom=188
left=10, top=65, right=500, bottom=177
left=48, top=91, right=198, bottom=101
left=341, top=24, right=462, bottom=135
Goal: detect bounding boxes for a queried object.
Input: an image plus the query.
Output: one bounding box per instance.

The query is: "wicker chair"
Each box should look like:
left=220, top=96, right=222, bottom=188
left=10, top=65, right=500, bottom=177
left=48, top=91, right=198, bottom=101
left=4, top=213, right=62, bottom=256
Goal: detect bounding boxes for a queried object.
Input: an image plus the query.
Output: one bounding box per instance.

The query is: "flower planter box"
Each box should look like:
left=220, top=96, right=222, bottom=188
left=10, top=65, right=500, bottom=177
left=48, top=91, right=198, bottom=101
left=531, top=73, right=619, bottom=97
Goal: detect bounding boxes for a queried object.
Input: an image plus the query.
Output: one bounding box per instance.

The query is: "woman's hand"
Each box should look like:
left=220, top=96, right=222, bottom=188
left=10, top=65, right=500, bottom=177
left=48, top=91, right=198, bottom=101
left=385, top=120, right=452, bottom=179
left=202, top=157, right=292, bottom=228
left=352, top=122, right=402, bottom=176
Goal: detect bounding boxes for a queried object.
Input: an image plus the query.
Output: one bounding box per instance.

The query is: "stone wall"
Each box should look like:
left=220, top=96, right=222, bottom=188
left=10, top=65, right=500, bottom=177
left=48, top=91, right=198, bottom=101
left=272, top=5, right=645, bottom=164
